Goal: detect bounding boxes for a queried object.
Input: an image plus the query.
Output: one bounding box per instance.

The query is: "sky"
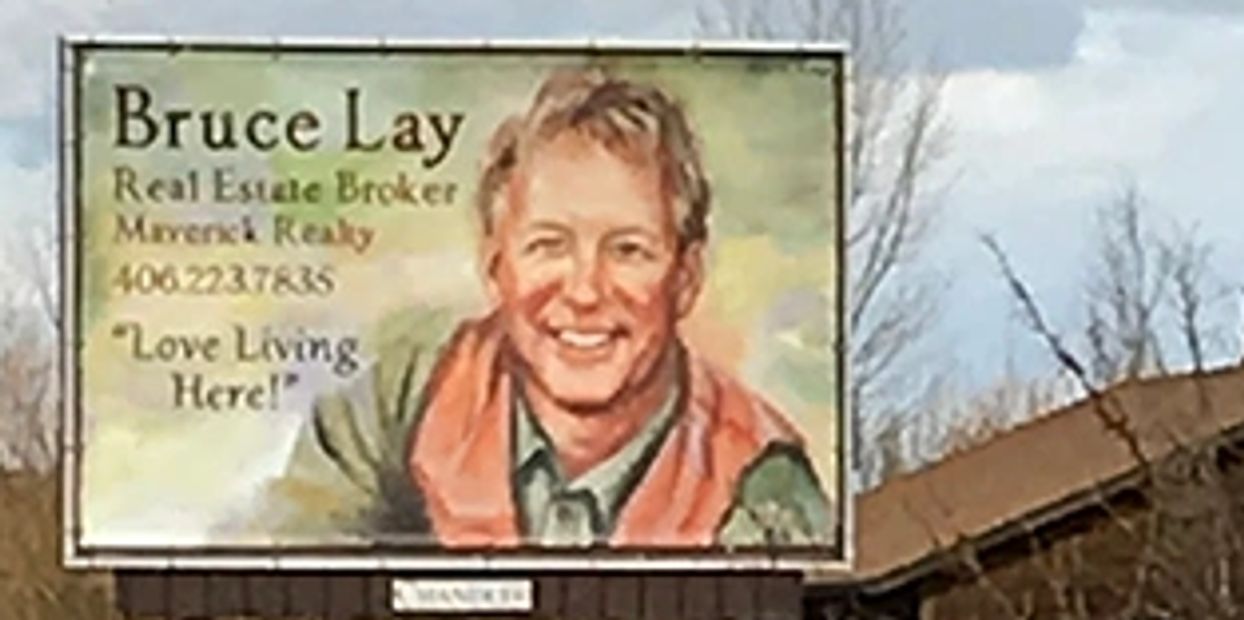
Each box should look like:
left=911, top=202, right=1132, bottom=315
left=924, top=2, right=1244, bottom=386
left=2, top=0, right=1242, bottom=397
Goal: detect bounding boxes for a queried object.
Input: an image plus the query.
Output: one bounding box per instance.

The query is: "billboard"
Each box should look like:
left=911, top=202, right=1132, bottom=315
left=61, top=38, right=847, bottom=570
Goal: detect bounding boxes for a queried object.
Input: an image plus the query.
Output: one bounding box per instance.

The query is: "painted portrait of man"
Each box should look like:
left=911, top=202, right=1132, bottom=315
left=256, top=67, right=836, bottom=550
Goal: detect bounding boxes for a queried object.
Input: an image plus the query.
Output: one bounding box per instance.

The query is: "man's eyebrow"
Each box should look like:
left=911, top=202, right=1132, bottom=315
left=604, top=226, right=663, bottom=243
left=521, top=220, right=573, bottom=236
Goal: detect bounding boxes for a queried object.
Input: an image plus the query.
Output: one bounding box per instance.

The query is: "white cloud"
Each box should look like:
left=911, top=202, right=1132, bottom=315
left=944, top=12, right=1225, bottom=196
left=943, top=9, right=1244, bottom=234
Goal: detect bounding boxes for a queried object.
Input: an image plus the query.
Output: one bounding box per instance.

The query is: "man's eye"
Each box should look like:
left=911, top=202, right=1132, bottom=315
left=523, top=237, right=568, bottom=256
left=609, top=239, right=655, bottom=262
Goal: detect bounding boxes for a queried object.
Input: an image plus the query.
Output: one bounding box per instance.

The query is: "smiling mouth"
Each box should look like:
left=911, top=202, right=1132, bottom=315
left=552, top=328, right=623, bottom=350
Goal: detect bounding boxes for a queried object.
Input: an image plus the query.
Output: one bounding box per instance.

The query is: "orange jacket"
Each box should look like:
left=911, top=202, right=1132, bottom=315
left=407, top=315, right=806, bottom=547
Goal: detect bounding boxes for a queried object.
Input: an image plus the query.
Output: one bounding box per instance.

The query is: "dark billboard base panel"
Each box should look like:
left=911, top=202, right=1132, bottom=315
left=114, top=570, right=806, bottom=619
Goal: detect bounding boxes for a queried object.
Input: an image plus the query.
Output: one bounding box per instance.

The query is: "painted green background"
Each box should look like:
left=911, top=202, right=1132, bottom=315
left=76, top=47, right=841, bottom=548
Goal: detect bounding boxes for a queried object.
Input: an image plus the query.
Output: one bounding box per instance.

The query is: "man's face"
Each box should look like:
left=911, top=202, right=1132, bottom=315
left=484, top=133, right=704, bottom=410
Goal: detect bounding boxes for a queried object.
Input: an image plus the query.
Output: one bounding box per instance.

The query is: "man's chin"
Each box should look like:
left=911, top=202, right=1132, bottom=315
left=543, top=385, right=624, bottom=413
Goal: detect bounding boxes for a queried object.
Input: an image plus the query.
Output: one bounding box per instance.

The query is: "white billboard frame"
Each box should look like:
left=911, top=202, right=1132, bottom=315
left=58, top=36, right=853, bottom=575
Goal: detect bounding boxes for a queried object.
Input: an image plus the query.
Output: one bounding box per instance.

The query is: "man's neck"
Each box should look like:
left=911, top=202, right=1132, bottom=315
left=521, top=350, right=679, bottom=480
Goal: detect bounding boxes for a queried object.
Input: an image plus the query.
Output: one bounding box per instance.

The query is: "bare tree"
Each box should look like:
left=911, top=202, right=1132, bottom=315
left=1080, top=184, right=1237, bottom=387
left=0, top=228, right=59, bottom=472
left=1083, top=185, right=1172, bottom=384
left=1161, top=224, right=1217, bottom=374
left=698, top=0, right=951, bottom=486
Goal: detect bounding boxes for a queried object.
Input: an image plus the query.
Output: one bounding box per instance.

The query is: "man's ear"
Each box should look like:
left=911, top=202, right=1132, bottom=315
left=480, top=233, right=503, bottom=304
left=673, top=241, right=706, bottom=319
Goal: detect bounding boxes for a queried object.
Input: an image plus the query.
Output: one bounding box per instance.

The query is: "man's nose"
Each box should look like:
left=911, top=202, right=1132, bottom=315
left=563, top=253, right=605, bottom=309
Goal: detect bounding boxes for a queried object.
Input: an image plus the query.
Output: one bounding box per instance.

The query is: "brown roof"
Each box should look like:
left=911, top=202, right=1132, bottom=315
left=847, top=364, right=1244, bottom=585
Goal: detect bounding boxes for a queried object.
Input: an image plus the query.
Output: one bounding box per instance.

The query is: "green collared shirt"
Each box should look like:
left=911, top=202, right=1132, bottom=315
left=512, top=386, right=680, bottom=546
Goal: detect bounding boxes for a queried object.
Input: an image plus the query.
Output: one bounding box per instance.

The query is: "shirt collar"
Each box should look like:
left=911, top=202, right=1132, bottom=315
left=513, top=381, right=681, bottom=517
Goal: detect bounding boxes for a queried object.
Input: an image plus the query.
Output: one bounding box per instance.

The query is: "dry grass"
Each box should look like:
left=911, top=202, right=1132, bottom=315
left=0, top=471, right=120, bottom=620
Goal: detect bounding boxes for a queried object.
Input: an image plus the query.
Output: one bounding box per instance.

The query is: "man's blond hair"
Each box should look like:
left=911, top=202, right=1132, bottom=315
left=476, top=68, right=711, bottom=248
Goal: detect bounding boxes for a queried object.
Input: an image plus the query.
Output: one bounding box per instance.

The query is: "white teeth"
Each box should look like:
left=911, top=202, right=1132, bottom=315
left=557, top=330, right=612, bottom=349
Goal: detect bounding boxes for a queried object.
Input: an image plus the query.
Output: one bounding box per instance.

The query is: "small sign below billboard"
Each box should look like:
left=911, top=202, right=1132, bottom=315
left=391, top=578, right=534, bottom=613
